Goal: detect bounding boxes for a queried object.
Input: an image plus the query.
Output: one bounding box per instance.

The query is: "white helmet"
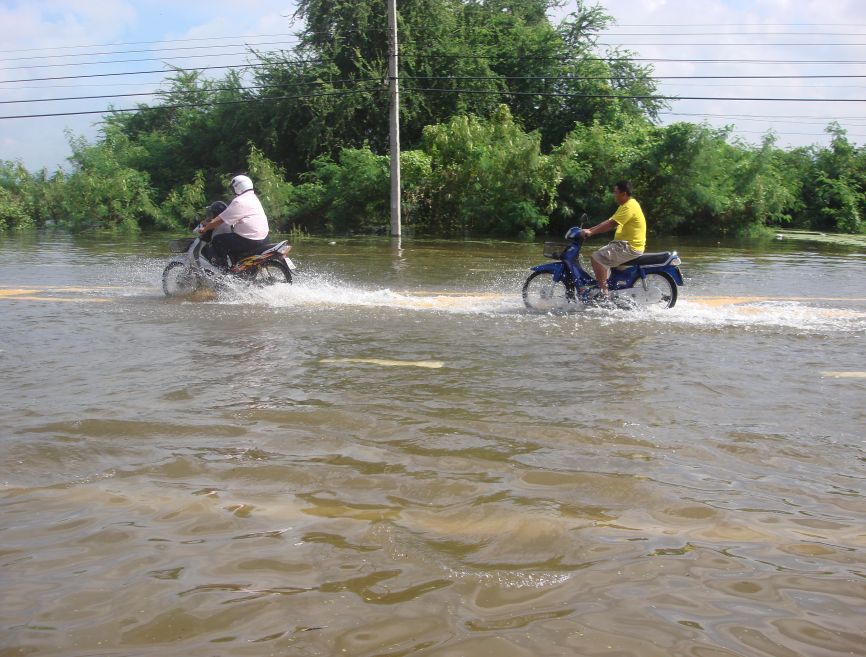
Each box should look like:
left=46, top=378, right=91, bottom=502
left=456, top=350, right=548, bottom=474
left=230, top=175, right=254, bottom=195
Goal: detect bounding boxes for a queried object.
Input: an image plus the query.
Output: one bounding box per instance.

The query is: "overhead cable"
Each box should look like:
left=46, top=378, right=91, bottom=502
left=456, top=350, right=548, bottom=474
left=0, top=78, right=379, bottom=105
left=0, top=39, right=300, bottom=64
left=0, top=87, right=382, bottom=121
left=0, top=32, right=295, bottom=55
left=402, top=87, right=866, bottom=102
left=0, top=60, right=325, bottom=85
left=0, top=50, right=277, bottom=72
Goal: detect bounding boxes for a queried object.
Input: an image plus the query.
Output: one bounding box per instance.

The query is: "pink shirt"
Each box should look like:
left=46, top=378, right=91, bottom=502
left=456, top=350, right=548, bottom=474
left=218, top=191, right=269, bottom=240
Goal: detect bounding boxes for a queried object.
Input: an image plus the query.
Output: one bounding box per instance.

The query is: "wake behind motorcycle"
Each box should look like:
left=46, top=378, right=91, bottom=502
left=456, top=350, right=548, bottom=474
left=523, top=225, right=683, bottom=311
left=162, top=226, right=296, bottom=297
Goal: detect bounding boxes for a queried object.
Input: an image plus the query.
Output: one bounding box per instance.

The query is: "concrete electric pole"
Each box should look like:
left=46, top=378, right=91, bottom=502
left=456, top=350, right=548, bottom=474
left=387, top=0, right=401, bottom=237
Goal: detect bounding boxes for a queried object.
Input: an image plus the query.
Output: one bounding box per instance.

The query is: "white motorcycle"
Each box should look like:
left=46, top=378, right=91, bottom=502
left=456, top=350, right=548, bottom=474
left=162, top=223, right=296, bottom=297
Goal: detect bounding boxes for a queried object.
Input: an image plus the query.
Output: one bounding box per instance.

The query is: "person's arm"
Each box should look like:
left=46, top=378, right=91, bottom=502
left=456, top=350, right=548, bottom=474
left=582, top=218, right=617, bottom=239
left=197, top=216, right=224, bottom=233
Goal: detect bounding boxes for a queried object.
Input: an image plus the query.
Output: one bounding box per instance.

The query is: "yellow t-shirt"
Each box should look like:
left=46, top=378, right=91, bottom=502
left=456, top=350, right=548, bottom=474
left=611, top=198, right=646, bottom=252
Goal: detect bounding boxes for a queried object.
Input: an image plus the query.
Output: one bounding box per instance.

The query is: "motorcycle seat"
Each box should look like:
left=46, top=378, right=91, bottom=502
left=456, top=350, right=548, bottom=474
left=615, top=251, right=671, bottom=268
left=235, top=241, right=287, bottom=260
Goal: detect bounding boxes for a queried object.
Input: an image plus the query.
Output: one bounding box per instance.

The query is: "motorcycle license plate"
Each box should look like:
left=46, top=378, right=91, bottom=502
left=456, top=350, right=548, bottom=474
left=285, top=258, right=296, bottom=270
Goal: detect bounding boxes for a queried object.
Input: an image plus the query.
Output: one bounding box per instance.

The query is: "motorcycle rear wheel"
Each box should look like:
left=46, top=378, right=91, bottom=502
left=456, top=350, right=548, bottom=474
left=162, top=261, right=202, bottom=297
left=522, top=271, right=573, bottom=311
left=618, top=272, right=677, bottom=309
left=255, top=259, right=292, bottom=286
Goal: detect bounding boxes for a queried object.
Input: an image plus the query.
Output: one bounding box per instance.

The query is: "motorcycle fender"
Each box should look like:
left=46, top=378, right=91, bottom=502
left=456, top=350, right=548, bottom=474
left=665, top=266, right=684, bottom=286
left=530, top=262, right=566, bottom=282
left=638, top=265, right=684, bottom=286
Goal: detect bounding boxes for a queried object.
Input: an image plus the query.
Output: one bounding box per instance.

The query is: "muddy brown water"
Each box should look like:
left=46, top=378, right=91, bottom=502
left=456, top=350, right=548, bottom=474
left=1, top=233, right=865, bottom=656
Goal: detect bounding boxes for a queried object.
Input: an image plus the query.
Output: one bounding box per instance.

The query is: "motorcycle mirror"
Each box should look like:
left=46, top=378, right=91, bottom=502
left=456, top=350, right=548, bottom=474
left=580, top=213, right=589, bottom=226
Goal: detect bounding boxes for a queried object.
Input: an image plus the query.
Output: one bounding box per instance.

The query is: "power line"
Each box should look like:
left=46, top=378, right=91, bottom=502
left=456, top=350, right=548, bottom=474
left=599, top=41, right=866, bottom=47
left=726, top=128, right=866, bottom=138
left=0, top=86, right=383, bottom=121
left=402, top=87, right=866, bottom=102
left=0, top=32, right=296, bottom=55
left=0, top=78, right=379, bottom=106
left=612, top=23, right=866, bottom=27
left=660, top=81, right=866, bottom=89
left=2, top=25, right=863, bottom=57
left=661, top=82, right=866, bottom=90
left=0, top=39, right=300, bottom=64
left=631, top=58, right=866, bottom=64
left=0, top=50, right=270, bottom=72
left=0, top=60, right=325, bottom=85
left=6, top=75, right=866, bottom=108
left=3, top=72, right=865, bottom=94
left=403, top=74, right=866, bottom=81
left=600, top=31, right=866, bottom=36
left=419, top=53, right=866, bottom=65
left=660, top=111, right=866, bottom=123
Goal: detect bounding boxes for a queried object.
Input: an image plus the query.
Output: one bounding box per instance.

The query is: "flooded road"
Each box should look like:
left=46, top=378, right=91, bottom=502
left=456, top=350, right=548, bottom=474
left=1, top=233, right=865, bottom=657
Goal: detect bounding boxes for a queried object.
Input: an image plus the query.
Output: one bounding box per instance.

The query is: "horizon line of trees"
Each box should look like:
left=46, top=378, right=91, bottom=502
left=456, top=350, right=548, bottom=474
left=1, top=0, right=864, bottom=238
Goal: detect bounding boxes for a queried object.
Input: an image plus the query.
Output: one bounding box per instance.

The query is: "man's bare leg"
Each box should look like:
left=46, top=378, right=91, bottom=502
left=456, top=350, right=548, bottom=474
left=591, top=257, right=610, bottom=297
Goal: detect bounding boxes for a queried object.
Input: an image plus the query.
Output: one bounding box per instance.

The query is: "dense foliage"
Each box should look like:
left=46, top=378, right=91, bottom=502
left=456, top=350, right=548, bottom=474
left=1, top=0, right=864, bottom=237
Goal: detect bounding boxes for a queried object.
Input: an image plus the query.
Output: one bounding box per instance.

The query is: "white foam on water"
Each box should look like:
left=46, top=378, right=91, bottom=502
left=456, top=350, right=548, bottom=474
left=604, top=298, right=866, bottom=334
left=821, top=371, right=866, bottom=379
left=140, top=261, right=866, bottom=334
left=320, top=357, right=445, bottom=369
left=218, top=273, right=524, bottom=315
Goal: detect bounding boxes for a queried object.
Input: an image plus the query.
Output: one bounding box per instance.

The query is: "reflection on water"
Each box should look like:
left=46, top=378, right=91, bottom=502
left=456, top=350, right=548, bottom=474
left=1, top=234, right=865, bottom=657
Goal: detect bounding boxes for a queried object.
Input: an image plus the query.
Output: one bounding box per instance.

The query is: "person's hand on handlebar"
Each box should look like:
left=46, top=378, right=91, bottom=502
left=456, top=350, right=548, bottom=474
left=581, top=228, right=591, bottom=239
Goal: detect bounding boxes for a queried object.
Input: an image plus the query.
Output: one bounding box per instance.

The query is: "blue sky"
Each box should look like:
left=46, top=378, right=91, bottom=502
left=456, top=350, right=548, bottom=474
left=2, top=0, right=865, bottom=171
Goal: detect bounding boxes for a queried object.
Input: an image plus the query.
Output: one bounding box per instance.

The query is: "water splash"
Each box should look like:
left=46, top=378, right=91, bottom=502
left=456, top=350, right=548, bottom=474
left=219, top=272, right=523, bottom=315
left=161, top=269, right=866, bottom=334
left=631, top=298, right=866, bottom=333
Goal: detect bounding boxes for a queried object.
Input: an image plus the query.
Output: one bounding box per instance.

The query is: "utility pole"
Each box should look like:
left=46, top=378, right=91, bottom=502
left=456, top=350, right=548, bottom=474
left=387, top=0, right=401, bottom=237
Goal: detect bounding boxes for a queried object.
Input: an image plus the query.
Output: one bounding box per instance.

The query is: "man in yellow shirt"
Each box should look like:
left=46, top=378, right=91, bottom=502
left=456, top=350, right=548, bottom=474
left=581, top=180, right=646, bottom=299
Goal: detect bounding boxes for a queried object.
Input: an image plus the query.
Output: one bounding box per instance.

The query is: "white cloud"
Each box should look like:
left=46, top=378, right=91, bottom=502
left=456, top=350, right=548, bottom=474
left=584, top=0, right=866, bottom=147
left=0, top=1, right=298, bottom=171
left=3, top=0, right=865, bottom=171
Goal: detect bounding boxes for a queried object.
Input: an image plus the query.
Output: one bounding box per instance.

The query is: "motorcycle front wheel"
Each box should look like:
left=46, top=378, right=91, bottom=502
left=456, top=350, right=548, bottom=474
left=522, top=271, right=573, bottom=311
left=255, top=259, right=292, bottom=286
left=618, top=272, right=677, bottom=309
left=162, top=261, right=202, bottom=297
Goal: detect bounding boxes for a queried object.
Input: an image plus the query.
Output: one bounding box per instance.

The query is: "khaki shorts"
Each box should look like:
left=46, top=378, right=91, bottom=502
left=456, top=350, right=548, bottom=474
left=591, top=240, right=643, bottom=268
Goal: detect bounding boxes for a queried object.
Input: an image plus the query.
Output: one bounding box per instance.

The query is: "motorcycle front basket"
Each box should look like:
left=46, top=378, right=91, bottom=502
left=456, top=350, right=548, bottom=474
left=169, top=238, right=195, bottom=253
left=542, top=241, right=569, bottom=259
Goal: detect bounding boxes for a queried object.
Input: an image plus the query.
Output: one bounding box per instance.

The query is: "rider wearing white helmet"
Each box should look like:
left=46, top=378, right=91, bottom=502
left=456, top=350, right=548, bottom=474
left=197, top=174, right=270, bottom=267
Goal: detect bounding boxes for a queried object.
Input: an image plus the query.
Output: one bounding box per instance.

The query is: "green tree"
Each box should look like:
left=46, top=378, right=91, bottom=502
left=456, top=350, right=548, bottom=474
left=0, top=186, right=32, bottom=231
left=246, top=144, right=298, bottom=229
left=419, top=105, right=560, bottom=238
left=550, top=115, right=655, bottom=233
left=302, top=147, right=390, bottom=233
left=629, top=122, right=740, bottom=234
left=105, top=69, right=252, bottom=200
left=801, top=124, right=865, bottom=233
left=724, top=134, right=801, bottom=235
left=60, top=129, right=159, bottom=231
left=158, top=170, right=206, bottom=230
left=0, top=161, right=35, bottom=230
left=231, top=0, right=665, bottom=176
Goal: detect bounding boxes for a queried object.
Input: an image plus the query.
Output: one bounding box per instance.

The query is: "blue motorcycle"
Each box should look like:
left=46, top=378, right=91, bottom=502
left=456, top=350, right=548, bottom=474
left=523, top=226, right=684, bottom=311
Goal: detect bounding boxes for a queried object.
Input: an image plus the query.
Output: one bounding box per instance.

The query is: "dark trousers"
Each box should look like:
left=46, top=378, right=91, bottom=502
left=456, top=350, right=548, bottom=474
left=211, top=232, right=268, bottom=267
